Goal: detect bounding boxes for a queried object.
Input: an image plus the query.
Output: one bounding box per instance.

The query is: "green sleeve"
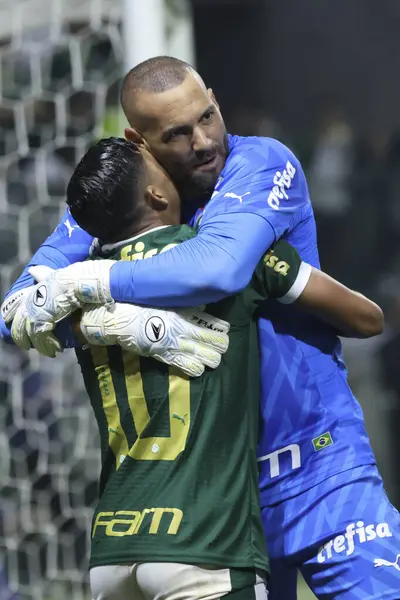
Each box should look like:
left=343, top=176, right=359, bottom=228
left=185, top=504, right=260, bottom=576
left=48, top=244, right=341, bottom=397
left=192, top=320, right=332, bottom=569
left=251, top=239, right=311, bottom=303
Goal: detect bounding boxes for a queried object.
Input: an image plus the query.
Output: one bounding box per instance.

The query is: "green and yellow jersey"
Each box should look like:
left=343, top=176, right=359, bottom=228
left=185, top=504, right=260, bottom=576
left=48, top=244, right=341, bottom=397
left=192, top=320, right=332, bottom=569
left=76, top=225, right=307, bottom=572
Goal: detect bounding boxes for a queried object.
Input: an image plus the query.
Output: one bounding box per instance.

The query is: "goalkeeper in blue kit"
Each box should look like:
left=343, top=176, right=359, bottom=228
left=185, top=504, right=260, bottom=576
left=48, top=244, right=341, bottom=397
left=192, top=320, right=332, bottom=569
left=2, top=57, right=399, bottom=600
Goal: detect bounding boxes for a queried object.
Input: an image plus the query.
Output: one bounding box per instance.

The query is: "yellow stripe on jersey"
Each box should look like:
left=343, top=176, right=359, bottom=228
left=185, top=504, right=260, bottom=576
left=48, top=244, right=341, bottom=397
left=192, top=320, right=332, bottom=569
left=122, top=352, right=149, bottom=437
left=126, top=364, right=191, bottom=462
left=90, top=347, right=130, bottom=469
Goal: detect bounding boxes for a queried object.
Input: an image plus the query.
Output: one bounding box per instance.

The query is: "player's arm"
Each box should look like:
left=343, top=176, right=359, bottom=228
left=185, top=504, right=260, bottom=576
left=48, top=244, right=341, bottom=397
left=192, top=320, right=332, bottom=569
left=264, top=242, right=384, bottom=338
left=254, top=240, right=384, bottom=339
left=1, top=208, right=93, bottom=344
left=108, top=139, right=310, bottom=306
left=252, top=239, right=312, bottom=305
left=295, top=270, right=384, bottom=338
left=6, top=208, right=94, bottom=296
left=2, top=139, right=308, bottom=345
left=2, top=140, right=309, bottom=354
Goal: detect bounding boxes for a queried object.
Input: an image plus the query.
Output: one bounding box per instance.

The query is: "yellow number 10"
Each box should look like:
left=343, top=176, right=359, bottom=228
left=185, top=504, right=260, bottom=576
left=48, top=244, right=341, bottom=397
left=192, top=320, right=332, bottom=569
left=124, top=359, right=191, bottom=461
left=92, top=349, right=191, bottom=466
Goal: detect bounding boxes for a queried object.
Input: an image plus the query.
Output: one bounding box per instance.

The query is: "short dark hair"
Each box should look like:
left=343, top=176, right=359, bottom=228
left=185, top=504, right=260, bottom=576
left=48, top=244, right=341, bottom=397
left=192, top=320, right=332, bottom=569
left=66, top=138, right=145, bottom=243
left=121, top=56, right=192, bottom=123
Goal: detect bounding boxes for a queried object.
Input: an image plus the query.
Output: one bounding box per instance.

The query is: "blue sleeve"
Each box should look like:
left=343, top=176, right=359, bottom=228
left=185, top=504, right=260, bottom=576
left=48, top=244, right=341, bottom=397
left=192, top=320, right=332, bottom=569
left=1, top=207, right=93, bottom=346
left=110, top=138, right=311, bottom=306
left=6, top=207, right=94, bottom=297
left=0, top=316, right=11, bottom=342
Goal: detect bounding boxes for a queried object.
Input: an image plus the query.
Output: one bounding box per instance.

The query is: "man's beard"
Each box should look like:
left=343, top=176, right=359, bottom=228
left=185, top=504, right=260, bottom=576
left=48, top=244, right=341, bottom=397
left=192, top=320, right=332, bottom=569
left=177, top=174, right=216, bottom=206
left=178, top=132, right=229, bottom=206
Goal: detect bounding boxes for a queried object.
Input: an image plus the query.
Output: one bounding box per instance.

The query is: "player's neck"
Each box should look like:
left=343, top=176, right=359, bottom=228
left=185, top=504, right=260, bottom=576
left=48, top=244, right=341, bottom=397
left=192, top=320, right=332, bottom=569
left=102, top=216, right=176, bottom=251
left=114, top=215, right=168, bottom=244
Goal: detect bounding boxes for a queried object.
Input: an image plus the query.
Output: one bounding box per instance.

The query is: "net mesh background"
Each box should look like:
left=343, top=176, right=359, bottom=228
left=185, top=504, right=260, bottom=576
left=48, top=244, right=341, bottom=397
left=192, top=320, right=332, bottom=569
left=0, top=1, right=125, bottom=598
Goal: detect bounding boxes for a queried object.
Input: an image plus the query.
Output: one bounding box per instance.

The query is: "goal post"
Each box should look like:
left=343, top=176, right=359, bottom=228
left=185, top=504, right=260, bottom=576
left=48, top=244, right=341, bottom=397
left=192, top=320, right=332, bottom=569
left=122, top=0, right=195, bottom=72
left=122, top=0, right=167, bottom=72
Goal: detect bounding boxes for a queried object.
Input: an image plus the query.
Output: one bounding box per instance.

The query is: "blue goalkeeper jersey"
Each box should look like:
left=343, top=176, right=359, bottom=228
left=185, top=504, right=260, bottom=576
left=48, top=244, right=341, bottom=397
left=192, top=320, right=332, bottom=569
left=189, top=136, right=376, bottom=503
left=1, top=134, right=376, bottom=503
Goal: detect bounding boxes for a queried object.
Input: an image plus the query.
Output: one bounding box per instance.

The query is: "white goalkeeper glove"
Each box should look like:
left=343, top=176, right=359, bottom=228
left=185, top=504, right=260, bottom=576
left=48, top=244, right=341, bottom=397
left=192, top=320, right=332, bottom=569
left=1, top=286, right=34, bottom=323
left=2, top=261, right=115, bottom=356
left=79, top=303, right=229, bottom=377
left=1, top=285, right=65, bottom=355
left=2, top=265, right=230, bottom=377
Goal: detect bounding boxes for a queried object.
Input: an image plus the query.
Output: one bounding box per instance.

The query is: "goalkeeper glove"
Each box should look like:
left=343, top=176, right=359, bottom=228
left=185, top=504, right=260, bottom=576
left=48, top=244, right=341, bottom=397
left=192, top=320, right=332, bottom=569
left=79, top=303, right=230, bottom=377
left=1, top=286, right=34, bottom=323
left=2, top=261, right=115, bottom=356
left=2, top=265, right=231, bottom=377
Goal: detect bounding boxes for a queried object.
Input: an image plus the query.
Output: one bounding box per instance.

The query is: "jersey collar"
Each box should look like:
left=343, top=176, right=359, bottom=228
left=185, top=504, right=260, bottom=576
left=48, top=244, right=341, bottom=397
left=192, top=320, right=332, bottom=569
left=101, top=225, right=172, bottom=252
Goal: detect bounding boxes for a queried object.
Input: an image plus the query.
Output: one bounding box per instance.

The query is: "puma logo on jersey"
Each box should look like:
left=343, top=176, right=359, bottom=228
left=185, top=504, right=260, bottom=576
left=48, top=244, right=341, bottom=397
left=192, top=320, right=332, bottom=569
left=224, top=191, right=250, bottom=203
left=267, top=161, right=296, bottom=211
left=65, top=219, right=80, bottom=238
left=374, top=554, right=400, bottom=572
left=108, top=427, right=121, bottom=436
left=172, top=413, right=187, bottom=425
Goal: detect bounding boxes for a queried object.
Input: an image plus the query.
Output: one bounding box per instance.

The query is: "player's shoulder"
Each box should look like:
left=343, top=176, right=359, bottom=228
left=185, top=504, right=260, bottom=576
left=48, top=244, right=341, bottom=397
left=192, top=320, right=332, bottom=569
left=218, top=135, right=304, bottom=196
left=155, top=224, right=197, bottom=244
left=50, top=207, right=93, bottom=249
left=100, top=225, right=197, bottom=260
left=227, top=134, right=300, bottom=172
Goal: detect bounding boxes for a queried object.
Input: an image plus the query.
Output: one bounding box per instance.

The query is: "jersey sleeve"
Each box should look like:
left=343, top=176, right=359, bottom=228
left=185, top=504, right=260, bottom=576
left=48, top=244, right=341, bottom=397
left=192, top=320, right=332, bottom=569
left=1, top=207, right=93, bottom=345
left=5, top=207, right=94, bottom=298
left=110, top=138, right=311, bottom=307
left=252, top=239, right=312, bottom=304
left=202, top=137, right=311, bottom=238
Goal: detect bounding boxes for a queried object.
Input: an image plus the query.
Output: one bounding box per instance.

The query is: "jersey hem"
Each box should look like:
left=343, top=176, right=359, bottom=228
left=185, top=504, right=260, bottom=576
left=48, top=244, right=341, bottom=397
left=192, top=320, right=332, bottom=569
left=89, top=553, right=269, bottom=574
left=259, top=460, right=377, bottom=506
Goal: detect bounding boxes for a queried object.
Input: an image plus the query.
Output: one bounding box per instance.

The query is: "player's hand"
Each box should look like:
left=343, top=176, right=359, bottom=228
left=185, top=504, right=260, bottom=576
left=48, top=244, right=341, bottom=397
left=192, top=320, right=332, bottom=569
left=2, top=261, right=115, bottom=357
left=1, top=286, right=36, bottom=345
left=80, top=303, right=230, bottom=377
left=1, top=286, right=35, bottom=324
left=2, top=282, right=62, bottom=356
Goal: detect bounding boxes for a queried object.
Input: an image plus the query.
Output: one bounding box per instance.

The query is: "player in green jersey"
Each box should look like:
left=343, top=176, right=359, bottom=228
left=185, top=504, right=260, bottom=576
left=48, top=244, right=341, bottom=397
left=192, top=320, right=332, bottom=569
left=66, top=138, right=383, bottom=600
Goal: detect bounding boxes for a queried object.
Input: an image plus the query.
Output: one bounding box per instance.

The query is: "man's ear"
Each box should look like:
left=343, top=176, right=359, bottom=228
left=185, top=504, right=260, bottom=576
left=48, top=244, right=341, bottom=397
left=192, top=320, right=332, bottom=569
left=208, top=88, right=220, bottom=109
left=125, top=127, right=147, bottom=147
left=144, top=186, right=168, bottom=212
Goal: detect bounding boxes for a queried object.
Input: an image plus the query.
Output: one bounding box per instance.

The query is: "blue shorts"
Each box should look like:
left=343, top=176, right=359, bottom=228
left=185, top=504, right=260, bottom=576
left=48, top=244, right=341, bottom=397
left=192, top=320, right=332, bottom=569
left=262, top=465, right=400, bottom=600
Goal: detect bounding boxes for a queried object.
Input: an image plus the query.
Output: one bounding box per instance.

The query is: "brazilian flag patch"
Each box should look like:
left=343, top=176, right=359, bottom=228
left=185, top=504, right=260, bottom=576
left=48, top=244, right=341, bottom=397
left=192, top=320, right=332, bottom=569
left=312, top=432, right=333, bottom=452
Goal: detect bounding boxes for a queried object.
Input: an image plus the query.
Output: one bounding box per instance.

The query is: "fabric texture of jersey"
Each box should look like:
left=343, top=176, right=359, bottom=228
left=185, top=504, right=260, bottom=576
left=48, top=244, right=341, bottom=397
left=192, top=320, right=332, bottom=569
left=255, top=232, right=376, bottom=505
left=263, top=464, right=400, bottom=600
left=76, top=225, right=304, bottom=571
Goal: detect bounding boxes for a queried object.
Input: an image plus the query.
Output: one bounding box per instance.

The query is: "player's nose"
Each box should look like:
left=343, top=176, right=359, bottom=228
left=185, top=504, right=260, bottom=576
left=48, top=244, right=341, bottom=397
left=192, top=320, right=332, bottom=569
left=192, top=126, right=212, bottom=153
